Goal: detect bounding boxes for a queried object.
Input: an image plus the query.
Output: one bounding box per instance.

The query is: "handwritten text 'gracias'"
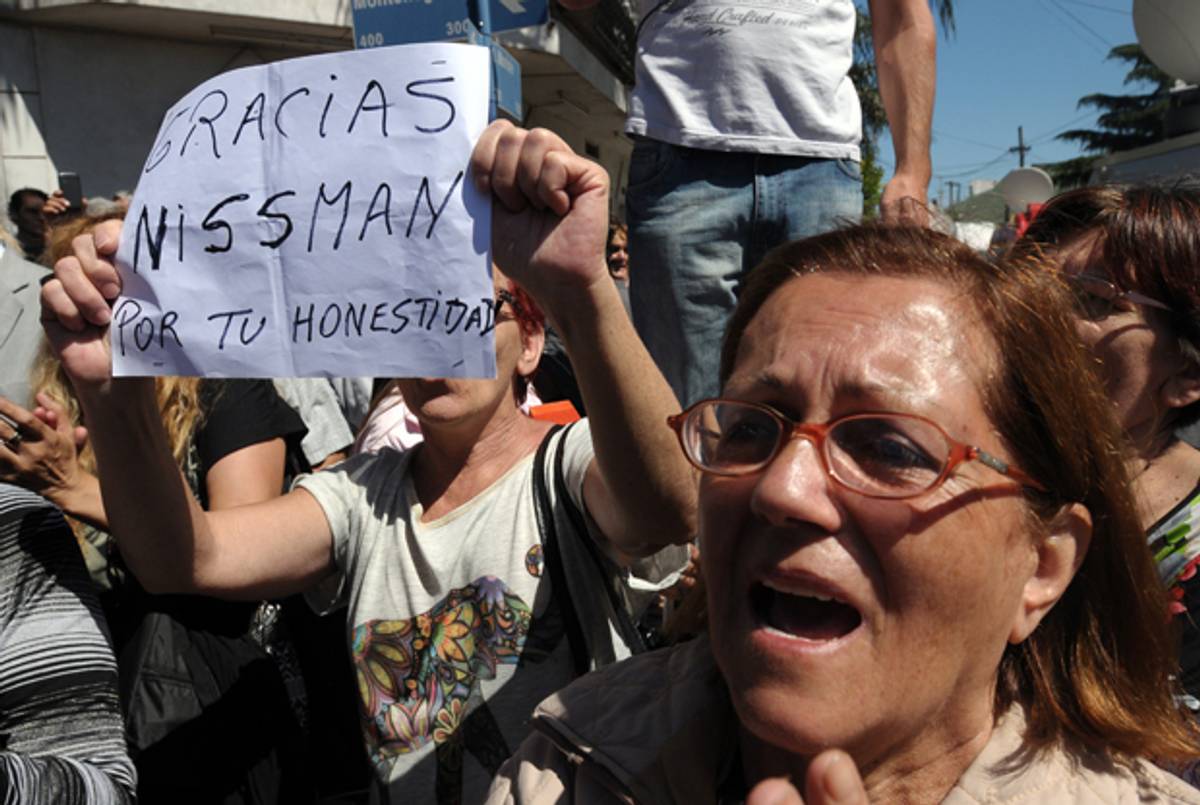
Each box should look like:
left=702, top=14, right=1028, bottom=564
left=131, top=66, right=467, bottom=266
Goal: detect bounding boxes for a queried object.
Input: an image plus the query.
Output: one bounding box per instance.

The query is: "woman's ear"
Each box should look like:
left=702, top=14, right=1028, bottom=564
left=517, top=324, right=545, bottom=380
left=1009, top=503, right=1092, bottom=644
left=1163, top=353, right=1200, bottom=413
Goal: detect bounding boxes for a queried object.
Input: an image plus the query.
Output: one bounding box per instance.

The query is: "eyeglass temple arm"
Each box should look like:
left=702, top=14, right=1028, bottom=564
left=1126, top=290, right=1172, bottom=311
left=971, top=447, right=1047, bottom=493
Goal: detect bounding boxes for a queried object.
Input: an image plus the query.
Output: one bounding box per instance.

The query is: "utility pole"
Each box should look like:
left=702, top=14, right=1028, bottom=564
left=1010, top=125, right=1031, bottom=167
left=946, top=180, right=961, bottom=206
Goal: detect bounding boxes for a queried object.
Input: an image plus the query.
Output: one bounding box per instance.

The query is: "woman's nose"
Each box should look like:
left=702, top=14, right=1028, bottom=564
left=749, top=435, right=843, bottom=532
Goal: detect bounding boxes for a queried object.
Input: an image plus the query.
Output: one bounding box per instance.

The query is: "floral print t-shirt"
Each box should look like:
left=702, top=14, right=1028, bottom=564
left=297, top=423, right=591, bottom=804
left=1149, top=482, right=1200, bottom=708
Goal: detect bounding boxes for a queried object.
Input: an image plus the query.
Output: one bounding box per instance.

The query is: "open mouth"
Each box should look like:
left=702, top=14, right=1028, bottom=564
left=750, top=580, right=862, bottom=642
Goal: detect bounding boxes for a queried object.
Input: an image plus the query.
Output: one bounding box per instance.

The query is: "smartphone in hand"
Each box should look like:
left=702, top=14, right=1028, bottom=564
left=57, top=171, right=83, bottom=210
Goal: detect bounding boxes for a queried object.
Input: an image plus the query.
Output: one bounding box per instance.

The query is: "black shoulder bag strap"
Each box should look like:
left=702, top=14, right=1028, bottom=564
left=550, top=422, right=648, bottom=656
left=532, top=424, right=591, bottom=676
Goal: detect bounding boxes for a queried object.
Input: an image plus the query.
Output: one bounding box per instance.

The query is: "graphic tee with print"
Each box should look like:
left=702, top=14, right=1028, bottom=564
left=629, top=0, right=861, bottom=157
left=296, top=424, right=592, bottom=803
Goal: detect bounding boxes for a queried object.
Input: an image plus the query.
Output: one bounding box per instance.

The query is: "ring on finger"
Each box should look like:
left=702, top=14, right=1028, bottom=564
left=0, top=413, right=21, bottom=450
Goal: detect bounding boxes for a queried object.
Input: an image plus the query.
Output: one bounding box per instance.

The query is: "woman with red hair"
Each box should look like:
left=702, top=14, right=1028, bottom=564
left=33, top=121, right=695, bottom=803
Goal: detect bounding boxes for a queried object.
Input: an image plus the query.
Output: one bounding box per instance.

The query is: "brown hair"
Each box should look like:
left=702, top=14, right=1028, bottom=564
left=720, top=224, right=1199, bottom=763
left=607, top=221, right=628, bottom=249
left=1012, top=185, right=1200, bottom=426
left=607, top=222, right=628, bottom=278
left=33, top=214, right=204, bottom=469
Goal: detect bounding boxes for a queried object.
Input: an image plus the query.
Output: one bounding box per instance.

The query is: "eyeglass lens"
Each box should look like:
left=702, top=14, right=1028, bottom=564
left=686, top=402, right=952, bottom=496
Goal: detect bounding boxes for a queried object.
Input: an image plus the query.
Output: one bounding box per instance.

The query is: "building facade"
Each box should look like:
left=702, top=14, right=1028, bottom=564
left=0, top=0, right=636, bottom=219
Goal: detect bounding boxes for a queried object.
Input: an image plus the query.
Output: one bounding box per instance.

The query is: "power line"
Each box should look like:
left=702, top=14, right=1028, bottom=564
left=936, top=150, right=1014, bottom=179
left=1028, top=110, right=1098, bottom=143
left=1036, top=0, right=1109, bottom=57
left=932, top=129, right=1007, bottom=150
left=935, top=154, right=1005, bottom=171
left=935, top=150, right=1009, bottom=171
left=1049, top=0, right=1116, bottom=50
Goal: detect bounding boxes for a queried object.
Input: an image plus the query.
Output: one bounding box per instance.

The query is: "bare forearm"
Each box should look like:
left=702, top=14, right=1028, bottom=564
left=872, top=0, right=935, bottom=184
left=549, top=277, right=698, bottom=552
left=75, top=379, right=211, bottom=593
left=44, top=470, right=109, bottom=532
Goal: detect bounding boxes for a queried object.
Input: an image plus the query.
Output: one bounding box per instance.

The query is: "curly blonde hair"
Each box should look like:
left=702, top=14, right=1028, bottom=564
left=33, top=214, right=205, bottom=470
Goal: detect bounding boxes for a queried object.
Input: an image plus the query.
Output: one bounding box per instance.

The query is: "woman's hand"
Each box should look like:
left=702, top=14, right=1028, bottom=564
left=40, top=220, right=125, bottom=389
left=0, top=394, right=89, bottom=504
left=747, top=751, right=869, bottom=805
left=470, top=120, right=610, bottom=313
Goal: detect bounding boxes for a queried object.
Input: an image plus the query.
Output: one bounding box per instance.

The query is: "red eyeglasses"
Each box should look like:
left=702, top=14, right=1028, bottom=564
left=667, top=399, right=1046, bottom=500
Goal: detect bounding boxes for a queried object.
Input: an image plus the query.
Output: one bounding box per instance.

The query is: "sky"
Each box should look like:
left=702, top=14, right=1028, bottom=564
left=876, top=0, right=1142, bottom=206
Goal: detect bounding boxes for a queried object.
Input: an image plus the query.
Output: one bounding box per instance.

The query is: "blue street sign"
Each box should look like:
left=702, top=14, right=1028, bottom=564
left=490, top=44, right=522, bottom=121
left=351, top=0, right=548, bottom=49
left=467, top=27, right=523, bottom=121
left=352, top=1, right=526, bottom=122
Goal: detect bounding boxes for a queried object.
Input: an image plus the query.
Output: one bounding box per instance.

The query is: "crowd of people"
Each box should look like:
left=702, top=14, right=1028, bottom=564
left=2, top=1, right=1200, bottom=803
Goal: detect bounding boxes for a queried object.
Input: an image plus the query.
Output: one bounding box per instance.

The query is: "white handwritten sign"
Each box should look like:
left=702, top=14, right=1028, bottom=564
left=113, top=44, right=495, bottom=379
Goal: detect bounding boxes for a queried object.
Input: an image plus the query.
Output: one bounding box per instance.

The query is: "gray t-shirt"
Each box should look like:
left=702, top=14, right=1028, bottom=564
left=628, top=0, right=861, bottom=158
left=297, top=421, right=677, bottom=803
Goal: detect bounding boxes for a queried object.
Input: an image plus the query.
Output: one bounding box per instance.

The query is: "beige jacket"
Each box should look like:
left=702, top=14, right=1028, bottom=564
left=487, top=637, right=1200, bottom=804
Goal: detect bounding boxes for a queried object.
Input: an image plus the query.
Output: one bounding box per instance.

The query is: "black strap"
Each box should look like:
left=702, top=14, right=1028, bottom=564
left=550, top=423, right=647, bottom=656
left=532, top=425, right=591, bottom=676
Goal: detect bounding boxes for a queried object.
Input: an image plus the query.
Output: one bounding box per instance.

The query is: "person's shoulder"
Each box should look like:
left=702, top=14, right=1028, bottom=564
left=0, top=484, right=87, bottom=599
left=1126, top=761, right=1200, bottom=804
left=201, top=377, right=284, bottom=414
left=518, top=638, right=734, bottom=803
left=951, top=709, right=1200, bottom=804
left=0, top=248, right=49, bottom=290
left=534, top=637, right=723, bottom=737
left=542, top=633, right=710, bottom=700
left=1057, top=757, right=1200, bottom=804
left=196, top=377, right=307, bottom=460
left=0, top=483, right=55, bottom=521
left=553, top=417, right=594, bottom=467
left=296, top=446, right=414, bottom=498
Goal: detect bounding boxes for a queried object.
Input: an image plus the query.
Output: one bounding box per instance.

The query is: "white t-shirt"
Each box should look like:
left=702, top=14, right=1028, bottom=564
left=296, top=421, right=681, bottom=803
left=628, top=0, right=861, bottom=158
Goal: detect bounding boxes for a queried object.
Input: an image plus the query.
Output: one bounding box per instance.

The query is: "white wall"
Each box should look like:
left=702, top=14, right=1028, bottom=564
left=1, top=22, right=56, bottom=206
left=0, top=20, right=295, bottom=208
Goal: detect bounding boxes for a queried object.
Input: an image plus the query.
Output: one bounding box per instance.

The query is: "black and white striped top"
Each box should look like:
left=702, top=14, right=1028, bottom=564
left=0, top=484, right=135, bottom=804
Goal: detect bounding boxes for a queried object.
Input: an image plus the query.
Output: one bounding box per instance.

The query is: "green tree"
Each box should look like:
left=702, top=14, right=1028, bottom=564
left=1040, top=44, right=1173, bottom=188
left=853, top=2, right=955, bottom=218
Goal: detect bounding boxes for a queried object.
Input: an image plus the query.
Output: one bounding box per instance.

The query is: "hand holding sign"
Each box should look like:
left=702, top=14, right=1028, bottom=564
left=40, top=220, right=125, bottom=388
left=470, top=120, right=609, bottom=324
left=100, top=43, right=494, bottom=380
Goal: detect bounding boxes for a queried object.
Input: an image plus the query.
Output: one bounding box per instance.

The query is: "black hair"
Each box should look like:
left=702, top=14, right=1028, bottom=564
left=7, top=188, right=48, bottom=224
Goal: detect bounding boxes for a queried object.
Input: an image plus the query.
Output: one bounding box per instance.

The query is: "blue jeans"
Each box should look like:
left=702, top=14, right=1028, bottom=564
left=626, top=138, right=862, bottom=406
